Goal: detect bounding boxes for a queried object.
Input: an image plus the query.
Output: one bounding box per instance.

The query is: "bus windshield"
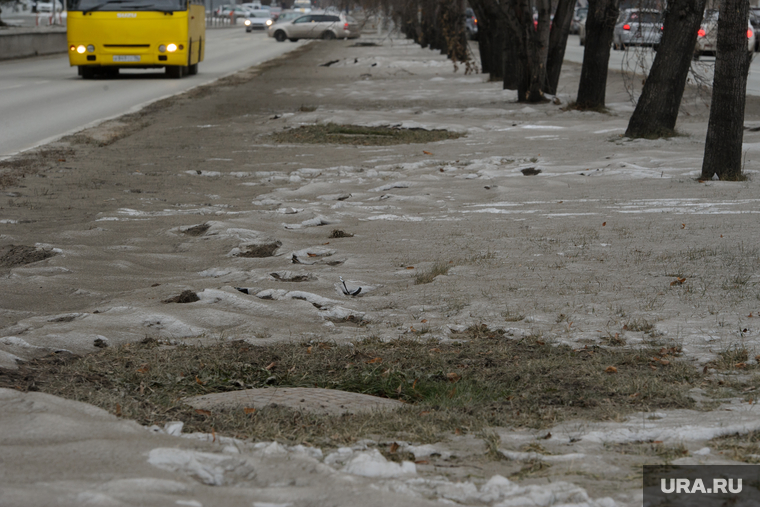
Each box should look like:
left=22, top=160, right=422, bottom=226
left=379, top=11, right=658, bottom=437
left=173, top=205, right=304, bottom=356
left=67, top=0, right=187, bottom=12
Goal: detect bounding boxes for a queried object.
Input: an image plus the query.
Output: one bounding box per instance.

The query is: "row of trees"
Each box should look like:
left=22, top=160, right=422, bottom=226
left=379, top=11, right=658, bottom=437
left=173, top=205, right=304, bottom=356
left=333, top=0, right=752, bottom=180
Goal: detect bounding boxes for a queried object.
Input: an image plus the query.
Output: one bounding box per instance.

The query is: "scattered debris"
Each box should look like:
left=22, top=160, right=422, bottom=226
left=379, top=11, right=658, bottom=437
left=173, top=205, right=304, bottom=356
left=320, top=60, right=340, bottom=67
left=521, top=168, right=542, bottom=176
left=236, top=241, right=282, bottom=258
left=164, top=290, right=200, bottom=304
left=330, top=229, right=354, bottom=238
left=340, top=277, right=361, bottom=296
left=271, top=271, right=314, bottom=282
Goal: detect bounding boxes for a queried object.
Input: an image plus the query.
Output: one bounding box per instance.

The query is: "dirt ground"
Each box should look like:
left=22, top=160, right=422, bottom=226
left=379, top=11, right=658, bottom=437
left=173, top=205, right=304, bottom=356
left=3, top=36, right=760, bottom=506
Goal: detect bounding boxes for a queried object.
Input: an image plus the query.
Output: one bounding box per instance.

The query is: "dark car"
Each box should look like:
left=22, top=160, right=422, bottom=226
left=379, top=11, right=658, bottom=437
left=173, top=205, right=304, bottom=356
left=751, top=9, right=760, bottom=51
left=465, top=8, right=478, bottom=40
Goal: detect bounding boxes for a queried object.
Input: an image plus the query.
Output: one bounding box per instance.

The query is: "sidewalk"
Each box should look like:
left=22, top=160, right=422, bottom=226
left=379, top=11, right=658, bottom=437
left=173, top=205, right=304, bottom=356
left=1, top=35, right=760, bottom=506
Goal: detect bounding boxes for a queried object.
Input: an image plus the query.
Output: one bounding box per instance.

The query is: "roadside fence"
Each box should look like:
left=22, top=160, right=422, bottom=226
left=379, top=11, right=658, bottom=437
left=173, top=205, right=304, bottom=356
left=205, top=13, right=242, bottom=28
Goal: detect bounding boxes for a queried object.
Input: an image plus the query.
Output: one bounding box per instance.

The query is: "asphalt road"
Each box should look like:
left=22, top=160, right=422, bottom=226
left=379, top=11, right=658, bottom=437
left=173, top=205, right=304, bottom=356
left=0, top=29, right=302, bottom=157
left=563, top=34, right=760, bottom=97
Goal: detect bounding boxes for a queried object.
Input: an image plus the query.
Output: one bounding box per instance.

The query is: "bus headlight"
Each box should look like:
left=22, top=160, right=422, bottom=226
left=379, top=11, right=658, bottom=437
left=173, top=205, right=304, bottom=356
left=166, top=43, right=178, bottom=52
left=87, top=44, right=95, bottom=53
left=159, top=44, right=166, bottom=52
left=76, top=45, right=86, bottom=54
left=244, top=19, right=251, bottom=26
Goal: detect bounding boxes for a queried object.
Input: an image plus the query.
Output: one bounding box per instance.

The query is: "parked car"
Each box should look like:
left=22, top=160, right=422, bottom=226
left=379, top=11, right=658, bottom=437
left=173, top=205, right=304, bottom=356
left=748, top=9, right=760, bottom=51
left=570, top=6, right=587, bottom=35
left=268, top=13, right=360, bottom=42
left=465, top=7, right=478, bottom=40
left=612, top=9, right=662, bottom=50
left=245, top=9, right=272, bottom=31
left=694, top=9, right=755, bottom=59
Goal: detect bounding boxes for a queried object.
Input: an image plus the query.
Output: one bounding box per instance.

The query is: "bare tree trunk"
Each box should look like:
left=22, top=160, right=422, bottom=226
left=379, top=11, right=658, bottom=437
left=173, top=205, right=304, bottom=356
left=526, top=0, right=552, bottom=101
left=503, top=28, right=521, bottom=90
left=701, top=0, right=752, bottom=180
left=506, top=0, right=551, bottom=101
left=439, top=0, right=467, bottom=61
left=399, top=0, right=420, bottom=42
left=470, top=0, right=503, bottom=78
left=419, top=0, right=438, bottom=49
left=545, top=0, right=576, bottom=95
left=575, top=0, right=619, bottom=109
left=625, top=0, right=705, bottom=138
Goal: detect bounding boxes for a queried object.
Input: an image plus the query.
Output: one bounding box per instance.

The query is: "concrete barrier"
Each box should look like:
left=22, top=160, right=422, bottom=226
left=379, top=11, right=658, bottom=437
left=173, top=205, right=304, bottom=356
left=0, top=27, right=67, bottom=60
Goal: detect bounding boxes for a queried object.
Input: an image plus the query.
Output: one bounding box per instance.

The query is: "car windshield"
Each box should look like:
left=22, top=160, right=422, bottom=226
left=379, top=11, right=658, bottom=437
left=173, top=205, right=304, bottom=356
left=250, top=10, right=269, bottom=17
left=277, top=12, right=301, bottom=21
left=68, top=0, right=186, bottom=11
left=627, top=11, right=660, bottom=24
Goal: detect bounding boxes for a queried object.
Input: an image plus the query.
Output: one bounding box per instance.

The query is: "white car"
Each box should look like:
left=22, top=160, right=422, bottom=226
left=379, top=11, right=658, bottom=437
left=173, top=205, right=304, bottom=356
left=694, top=9, right=755, bottom=59
left=268, top=13, right=361, bottom=42
left=244, top=10, right=272, bottom=31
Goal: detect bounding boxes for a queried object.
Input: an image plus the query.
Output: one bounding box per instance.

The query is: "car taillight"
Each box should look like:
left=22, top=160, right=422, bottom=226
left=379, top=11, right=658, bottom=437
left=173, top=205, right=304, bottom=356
left=344, top=22, right=349, bottom=30
left=473, top=18, right=477, bottom=24
left=748, top=29, right=754, bottom=38
left=698, top=28, right=706, bottom=37
left=623, top=23, right=630, bottom=30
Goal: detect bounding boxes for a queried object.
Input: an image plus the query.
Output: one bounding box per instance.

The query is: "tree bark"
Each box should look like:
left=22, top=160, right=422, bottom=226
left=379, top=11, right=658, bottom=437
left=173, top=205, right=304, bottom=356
left=469, top=0, right=504, bottom=79
left=419, top=0, right=438, bottom=49
left=526, top=0, right=552, bottom=101
left=545, top=0, right=576, bottom=95
left=439, top=0, right=467, bottom=61
left=625, top=0, right=705, bottom=138
left=575, top=0, right=620, bottom=109
left=701, top=0, right=752, bottom=180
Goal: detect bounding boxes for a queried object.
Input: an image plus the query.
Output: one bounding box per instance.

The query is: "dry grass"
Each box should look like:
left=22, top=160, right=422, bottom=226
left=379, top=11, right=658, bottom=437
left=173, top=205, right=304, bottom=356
left=414, top=262, right=452, bottom=284
left=0, top=326, right=705, bottom=447
left=711, top=430, right=760, bottom=462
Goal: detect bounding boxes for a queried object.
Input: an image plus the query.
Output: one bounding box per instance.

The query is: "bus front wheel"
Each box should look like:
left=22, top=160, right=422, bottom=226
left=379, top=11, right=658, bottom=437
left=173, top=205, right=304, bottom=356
left=79, top=66, right=96, bottom=79
left=188, top=63, right=198, bottom=75
left=166, top=65, right=186, bottom=79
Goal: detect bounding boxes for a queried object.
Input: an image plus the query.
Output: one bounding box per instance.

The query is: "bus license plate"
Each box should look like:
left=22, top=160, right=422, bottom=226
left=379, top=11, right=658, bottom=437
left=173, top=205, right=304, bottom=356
left=113, top=55, right=140, bottom=62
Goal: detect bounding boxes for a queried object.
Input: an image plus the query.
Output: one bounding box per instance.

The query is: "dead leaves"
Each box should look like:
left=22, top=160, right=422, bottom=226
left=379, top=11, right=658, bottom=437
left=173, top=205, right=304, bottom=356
left=670, top=277, right=686, bottom=286
left=243, top=407, right=256, bottom=415
left=605, top=366, right=618, bottom=374
left=365, top=357, right=383, bottom=364
left=422, top=150, right=433, bottom=155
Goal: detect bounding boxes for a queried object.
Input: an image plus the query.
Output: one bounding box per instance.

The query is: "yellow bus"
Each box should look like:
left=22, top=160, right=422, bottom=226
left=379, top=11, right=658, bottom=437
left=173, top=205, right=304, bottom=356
left=66, top=0, right=205, bottom=79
